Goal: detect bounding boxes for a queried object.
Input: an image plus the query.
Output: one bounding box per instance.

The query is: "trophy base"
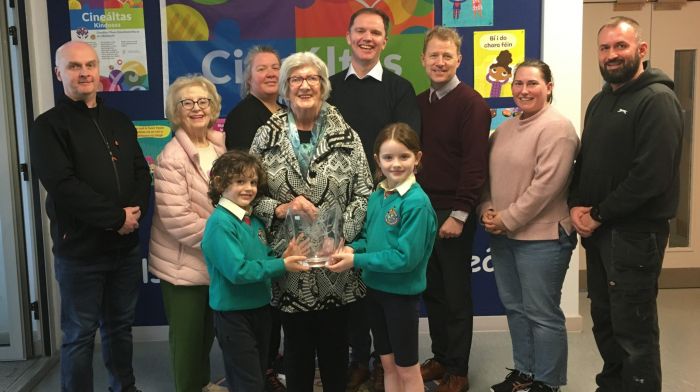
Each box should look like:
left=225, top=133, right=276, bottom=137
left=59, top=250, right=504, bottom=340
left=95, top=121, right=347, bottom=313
left=303, top=257, right=328, bottom=268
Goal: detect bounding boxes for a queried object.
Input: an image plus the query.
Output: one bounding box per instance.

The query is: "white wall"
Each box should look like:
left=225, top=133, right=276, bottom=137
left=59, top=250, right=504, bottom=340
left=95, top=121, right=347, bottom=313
left=543, top=0, right=583, bottom=331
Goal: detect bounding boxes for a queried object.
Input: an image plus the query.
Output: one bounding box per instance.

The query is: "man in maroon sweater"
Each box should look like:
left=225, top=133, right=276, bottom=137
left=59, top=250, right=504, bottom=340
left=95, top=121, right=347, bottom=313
left=416, top=26, right=491, bottom=392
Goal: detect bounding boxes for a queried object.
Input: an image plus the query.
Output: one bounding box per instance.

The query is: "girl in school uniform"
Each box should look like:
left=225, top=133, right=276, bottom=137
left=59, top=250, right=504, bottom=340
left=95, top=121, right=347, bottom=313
left=201, top=150, right=308, bottom=391
left=329, top=123, right=437, bottom=392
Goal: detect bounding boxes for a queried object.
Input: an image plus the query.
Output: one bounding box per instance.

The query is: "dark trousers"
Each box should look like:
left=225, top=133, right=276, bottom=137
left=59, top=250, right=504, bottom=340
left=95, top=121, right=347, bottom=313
left=54, top=246, right=141, bottom=392
left=281, top=306, right=350, bottom=392
left=583, top=224, right=668, bottom=392
left=423, top=210, right=475, bottom=376
left=348, top=294, right=372, bottom=365
left=214, top=306, right=272, bottom=392
left=268, top=306, right=283, bottom=369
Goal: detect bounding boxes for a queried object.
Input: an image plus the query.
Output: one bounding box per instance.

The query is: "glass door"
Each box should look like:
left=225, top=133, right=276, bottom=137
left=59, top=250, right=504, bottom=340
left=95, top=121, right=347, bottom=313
left=647, top=3, right=700, bottom=274
left=0, top=0, right=30, bottom=361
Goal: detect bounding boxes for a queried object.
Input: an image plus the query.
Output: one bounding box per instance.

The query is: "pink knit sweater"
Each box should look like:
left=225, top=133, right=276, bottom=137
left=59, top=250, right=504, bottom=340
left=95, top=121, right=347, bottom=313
left=479, top=105, right=580, bottom=240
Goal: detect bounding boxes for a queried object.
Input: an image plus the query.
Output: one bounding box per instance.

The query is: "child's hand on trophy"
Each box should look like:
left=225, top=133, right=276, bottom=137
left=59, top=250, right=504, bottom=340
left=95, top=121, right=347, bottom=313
left=327, top=252, right=354, bottom=272
left=283, top=234, right=310, bottom=258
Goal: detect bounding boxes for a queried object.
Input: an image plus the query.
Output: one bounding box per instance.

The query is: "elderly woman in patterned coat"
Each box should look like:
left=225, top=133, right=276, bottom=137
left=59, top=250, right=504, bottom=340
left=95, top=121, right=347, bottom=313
left=250, top=51, right=372, bottom=392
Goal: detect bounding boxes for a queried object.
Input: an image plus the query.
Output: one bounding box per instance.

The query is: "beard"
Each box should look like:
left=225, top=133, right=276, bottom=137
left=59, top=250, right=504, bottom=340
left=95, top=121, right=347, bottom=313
left=599, top=52, right=641, bottom=85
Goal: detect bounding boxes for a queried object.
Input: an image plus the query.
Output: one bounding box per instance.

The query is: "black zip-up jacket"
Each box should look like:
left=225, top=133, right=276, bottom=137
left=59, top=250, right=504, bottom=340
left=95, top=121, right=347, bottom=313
left=568, top=67, right=683, bottom=231
left=30, top=97, right=151, bottom=258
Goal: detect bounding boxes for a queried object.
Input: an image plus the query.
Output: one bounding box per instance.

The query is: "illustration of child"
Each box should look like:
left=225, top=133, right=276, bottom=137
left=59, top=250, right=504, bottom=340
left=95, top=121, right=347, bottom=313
left=201, top=150, right=308, bottom=390
left=449, top=0, right=466, bottom=19
left=486, top=50, right=513, bottom=97
left=473, top=0, right=483, bottom=17
left=329, top=123, right=437, bottom=392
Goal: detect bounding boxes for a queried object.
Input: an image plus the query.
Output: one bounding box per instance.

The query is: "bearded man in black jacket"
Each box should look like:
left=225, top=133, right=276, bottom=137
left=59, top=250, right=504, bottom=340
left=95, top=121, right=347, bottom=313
left=569, top=17, right=683, bottom=392
left=30, top=41, right=150, bottom=392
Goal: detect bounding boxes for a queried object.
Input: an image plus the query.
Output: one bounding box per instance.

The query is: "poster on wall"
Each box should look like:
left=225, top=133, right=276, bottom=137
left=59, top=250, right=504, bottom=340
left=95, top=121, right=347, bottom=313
left=162, top=0, right=434, bottom=115
left=473, top=29, right=524, bottom=98
left=442, top=0, right=493, bottom=27
left=68, top=0, right=150, bottom=91
left=135, top=120, right=172, bottom=181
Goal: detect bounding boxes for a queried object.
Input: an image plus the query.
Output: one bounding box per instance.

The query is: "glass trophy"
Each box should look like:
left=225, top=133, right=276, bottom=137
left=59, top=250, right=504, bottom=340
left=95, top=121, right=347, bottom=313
left=284, top=205, right=344, bottom=268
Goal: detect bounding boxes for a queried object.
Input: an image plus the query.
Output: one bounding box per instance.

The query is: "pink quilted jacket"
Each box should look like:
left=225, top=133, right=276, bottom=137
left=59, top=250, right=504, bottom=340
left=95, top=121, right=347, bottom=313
left=148, top=129, right=225, bottom=286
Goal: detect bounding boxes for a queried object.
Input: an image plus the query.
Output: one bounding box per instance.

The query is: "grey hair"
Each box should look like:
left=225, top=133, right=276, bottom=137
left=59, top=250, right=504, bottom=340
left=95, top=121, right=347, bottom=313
left=165, top=75, right=222, bottom=129
left=240, top=45, right=281, bottom=98
left=278, top=51, right=331, bottom=102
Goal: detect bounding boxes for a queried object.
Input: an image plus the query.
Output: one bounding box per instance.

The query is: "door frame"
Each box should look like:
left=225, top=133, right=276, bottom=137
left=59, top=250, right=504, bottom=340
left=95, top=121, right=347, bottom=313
left=0, top=0, right=31, bottom=361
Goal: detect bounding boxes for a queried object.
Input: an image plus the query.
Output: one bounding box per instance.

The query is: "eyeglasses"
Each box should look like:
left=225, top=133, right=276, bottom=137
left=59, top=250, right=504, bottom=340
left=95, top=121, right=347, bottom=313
left=288, top=75, right=322, bottom=87
left=179, top=98, right=211, bottom=110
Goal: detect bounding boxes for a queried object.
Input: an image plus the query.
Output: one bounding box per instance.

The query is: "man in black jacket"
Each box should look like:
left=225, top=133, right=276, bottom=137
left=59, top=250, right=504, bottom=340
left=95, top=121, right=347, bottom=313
left=569, top=17, right=683, bottom=392
left=30, top=41, right=151, bottom=392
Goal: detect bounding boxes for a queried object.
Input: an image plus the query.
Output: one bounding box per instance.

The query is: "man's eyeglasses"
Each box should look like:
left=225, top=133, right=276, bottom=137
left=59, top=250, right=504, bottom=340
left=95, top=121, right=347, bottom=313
left=288, top=75, right=322, bottom=87
left=179, top=98, right=211, bottom=110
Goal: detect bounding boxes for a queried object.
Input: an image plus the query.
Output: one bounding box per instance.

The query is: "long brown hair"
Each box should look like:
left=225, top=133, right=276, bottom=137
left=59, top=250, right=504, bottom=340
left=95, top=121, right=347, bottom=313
left=372, top=122, right=422, bottom=183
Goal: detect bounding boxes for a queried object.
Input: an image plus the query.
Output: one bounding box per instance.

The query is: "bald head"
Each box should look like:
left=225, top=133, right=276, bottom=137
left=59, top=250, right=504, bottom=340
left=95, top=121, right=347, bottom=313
left=54, top=41, right=101, bottom=107
left=55, top=41, right=97, bottom=68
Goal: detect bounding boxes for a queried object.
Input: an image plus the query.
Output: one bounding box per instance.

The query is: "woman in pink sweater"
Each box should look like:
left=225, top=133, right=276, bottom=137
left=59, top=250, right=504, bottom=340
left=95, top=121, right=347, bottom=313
left=149, top=75, right=227, bottom=392
left=480, top=60, right=580, bottom=392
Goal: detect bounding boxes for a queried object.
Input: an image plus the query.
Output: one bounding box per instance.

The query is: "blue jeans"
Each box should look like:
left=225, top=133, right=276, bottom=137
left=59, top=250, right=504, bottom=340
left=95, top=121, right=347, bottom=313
left=490, top=227, right=576, bottom=386
left=54, top=245, right=142, bottom=392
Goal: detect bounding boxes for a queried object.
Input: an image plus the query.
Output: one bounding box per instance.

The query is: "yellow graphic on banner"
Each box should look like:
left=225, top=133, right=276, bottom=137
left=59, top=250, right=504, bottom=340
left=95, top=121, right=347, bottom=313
left=166, top=3, right=209, bottom=41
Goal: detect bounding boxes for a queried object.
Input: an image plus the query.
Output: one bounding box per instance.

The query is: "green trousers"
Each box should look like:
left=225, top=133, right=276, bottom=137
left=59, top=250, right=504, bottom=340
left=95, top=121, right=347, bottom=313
left=161, top=281, right=215, bottom=392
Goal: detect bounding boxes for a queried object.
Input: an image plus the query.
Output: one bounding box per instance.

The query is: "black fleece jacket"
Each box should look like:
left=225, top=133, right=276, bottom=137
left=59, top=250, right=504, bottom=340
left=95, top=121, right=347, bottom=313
left=30, top=97, right=151, bottom=258
left=569, top=67, right=683, bottom=231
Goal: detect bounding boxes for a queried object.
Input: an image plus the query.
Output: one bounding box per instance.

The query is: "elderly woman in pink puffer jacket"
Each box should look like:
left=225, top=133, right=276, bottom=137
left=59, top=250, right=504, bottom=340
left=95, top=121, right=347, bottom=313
left=149, top=75, right=227, bottom=392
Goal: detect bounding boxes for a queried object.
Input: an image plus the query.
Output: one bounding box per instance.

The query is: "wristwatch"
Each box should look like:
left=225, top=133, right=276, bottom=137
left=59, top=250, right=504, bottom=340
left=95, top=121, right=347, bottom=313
left=590, top=206, right=604, bottom=223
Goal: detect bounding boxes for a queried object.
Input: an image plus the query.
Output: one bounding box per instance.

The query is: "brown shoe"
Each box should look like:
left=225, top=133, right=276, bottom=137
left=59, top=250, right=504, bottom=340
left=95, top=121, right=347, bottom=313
left=371, top=360, right=384, bottom=391
left=420, top=358, right=446, bottom=381
left=264, top=369, right=287, bottom=392
left=346, top=362, right=370, bottom=391
left=436, top=374, right=469, bottom=392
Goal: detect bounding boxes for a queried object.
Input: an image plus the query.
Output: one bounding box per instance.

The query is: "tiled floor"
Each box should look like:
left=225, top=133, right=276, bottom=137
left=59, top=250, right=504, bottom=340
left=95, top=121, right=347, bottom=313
left=27, top=289, right=700, bottom=391
left=0, top=359, right=40, bottom=391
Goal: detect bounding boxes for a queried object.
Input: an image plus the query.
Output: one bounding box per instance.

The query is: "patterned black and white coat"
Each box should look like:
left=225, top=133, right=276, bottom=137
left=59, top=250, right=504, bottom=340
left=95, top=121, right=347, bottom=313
left=250, top=104, right=373, bottom=313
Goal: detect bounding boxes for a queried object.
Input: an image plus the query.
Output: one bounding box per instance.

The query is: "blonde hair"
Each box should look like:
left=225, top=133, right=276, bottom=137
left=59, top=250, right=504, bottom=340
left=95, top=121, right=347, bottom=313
left=165, top=75, right=222, bottom=129
left=422, top=26, right=462, bottom=55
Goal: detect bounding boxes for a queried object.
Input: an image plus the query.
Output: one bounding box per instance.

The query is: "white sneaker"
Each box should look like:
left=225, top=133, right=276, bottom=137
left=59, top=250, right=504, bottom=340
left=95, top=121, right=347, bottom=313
left=203, top=382, right=228, bottom=392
